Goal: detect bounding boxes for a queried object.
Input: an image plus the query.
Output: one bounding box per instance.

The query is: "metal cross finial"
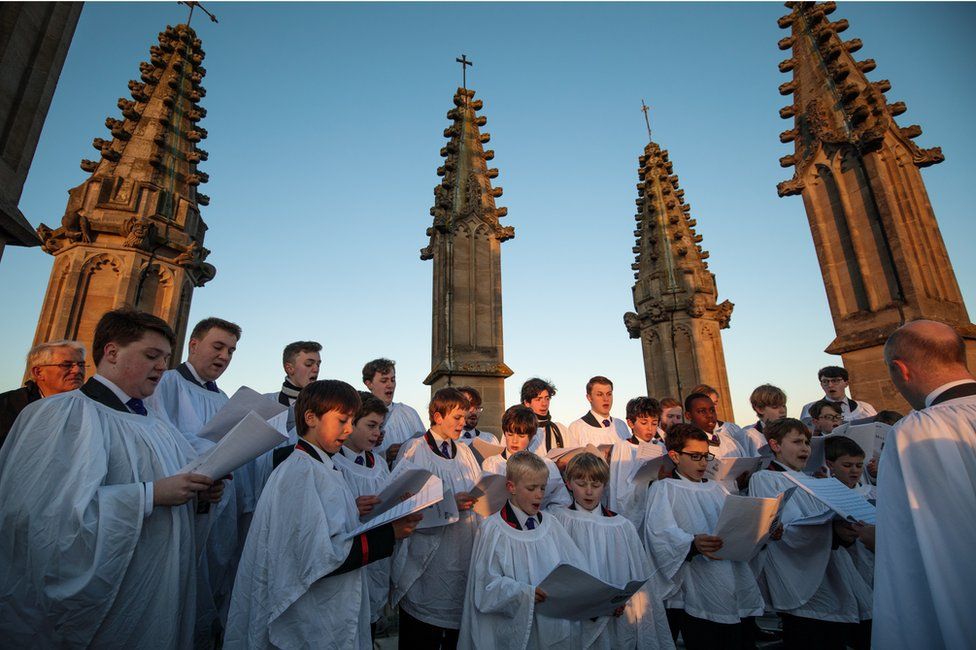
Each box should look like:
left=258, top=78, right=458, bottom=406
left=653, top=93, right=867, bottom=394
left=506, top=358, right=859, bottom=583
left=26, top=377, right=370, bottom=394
left=177, top=1, right=218, bottom=27
left=456, top=54, right=473, bottom=89
left=641, top=99, right=653, bottom=143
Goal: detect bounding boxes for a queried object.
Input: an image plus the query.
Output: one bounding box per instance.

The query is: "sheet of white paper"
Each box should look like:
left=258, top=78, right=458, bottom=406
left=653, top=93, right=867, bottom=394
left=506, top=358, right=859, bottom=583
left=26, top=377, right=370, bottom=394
left=705, top=456, right=763, bottom=481
left=783, top=473, right=877, bottom=524
left=804, top=436, right=826, bottom=474
left=535, top=563, right=648, bottom=620
left=180, top=411, right=287, bottom=479
left=712, top=492, right=787, bottom=561
left=363, top=468, right=434, bottom=522
left=197, top=386, right=288, bottom=443
left=344, top=475, right=444, bottom=539
left=872, top=423, right=890, bottom=459
left=416, top=485, right=460, bottom=529
left=470, top=473, right=509, bottom=517
left=546, top=444, right=603, bottom=463
left=629, top=452, right=674, bottom=484
left=470, top=438, right=505, bottom=465
left=826, top=423, right=877, bottom=462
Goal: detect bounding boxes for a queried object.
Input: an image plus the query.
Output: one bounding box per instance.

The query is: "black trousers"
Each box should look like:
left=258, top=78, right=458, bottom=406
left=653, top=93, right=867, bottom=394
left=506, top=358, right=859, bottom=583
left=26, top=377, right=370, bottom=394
left=398, top=606, right=459, bottom=650
left=666, top=608, right=743, bottom=650
left=780, top=613, right=849, bottom=650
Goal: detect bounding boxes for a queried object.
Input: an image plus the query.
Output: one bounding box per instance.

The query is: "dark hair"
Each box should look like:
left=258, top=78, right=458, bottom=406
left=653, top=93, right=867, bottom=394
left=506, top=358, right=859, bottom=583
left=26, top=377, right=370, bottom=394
left=809, top=399, right=842, bottom=419
left=825, top=435, right=865, bottom=462
left=283, top=340, right=322, bottom=365
left=295, top=380, right=361, bottom=437
left=626, top=397, right=662, bottom=422
left=355, top=390, right=388, bottom=424
left=92, top=309, right=176, bottom=366
left=520, top=377, right=556, bottom=404
left=428, top=387, right=470, bottom=422
left=873, top=410, right=903, bottom=426
left=665, top=423, right=709, bottom=452
left=457, top=386, right=482, bottom=408
left=190, top=317, right=242, bottom=342
left=585, top=375, right=613, bottom=394
left=683, top=392, right=714, bottom=414
left=659, top=397, right=681, bottom=410
left=502, top=405, right=537, bottom=437
left=362, top=358, right=395, bottom=383
left=764, top=417, right=810, bottom=444
left=690, top=383, right=717, bottom=397
left=818, top=365, right=849, bottom=382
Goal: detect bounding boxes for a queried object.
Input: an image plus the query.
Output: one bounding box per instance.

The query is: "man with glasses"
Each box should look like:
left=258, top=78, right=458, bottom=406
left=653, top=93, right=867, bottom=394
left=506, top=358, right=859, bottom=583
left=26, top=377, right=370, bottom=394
left=800, top=365, right=877, bottom=423
left=0, top=340, right=87, bottom=448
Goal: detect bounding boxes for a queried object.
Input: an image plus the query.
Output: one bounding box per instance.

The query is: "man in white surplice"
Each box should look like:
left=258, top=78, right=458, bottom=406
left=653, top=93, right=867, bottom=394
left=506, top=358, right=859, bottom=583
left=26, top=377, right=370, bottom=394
left=873, top=320, right=976, bottom=650
left=0, top=309, right=223, bottom=649
left=568, top=375, right=631, bottom=447
left=362, top=357, right=425, bottom=464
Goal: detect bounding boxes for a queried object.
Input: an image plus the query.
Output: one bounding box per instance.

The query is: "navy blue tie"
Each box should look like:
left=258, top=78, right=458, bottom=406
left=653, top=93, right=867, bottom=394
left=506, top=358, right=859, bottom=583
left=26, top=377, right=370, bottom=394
left=602, top=418, right=611, bottom=428
left=126, top=398, right=148, bottom=416
left=354, top=455, right=365, bottom=466
left=525, top=517, right=536, bottom=530
left=440, top=441, right=451, bottom=459
left=204, top=380, right=219, bottom=393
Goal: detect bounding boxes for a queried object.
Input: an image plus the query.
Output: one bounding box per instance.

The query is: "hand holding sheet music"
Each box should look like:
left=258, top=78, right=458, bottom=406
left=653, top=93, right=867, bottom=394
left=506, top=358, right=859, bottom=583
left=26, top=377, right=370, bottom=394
left=344, top=474, right=444, bottom=540
left=711, top=489, right=794, bottom=561
left=783, top=473, right=877, bottom=524
left=535, top=564, right=648, bottom=620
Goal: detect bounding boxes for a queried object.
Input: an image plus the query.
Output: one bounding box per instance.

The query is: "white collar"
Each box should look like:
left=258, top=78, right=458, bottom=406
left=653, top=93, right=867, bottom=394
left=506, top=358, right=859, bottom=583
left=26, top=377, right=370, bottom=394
left=461, top=426, right=478, bottom=439
left=925, top=379, right=976, bottom=407
left=507, top=500, right=538, bottom=529
left=674, top=470, right=703, bottom=483
left=573, top=500, right=602, bottom=517
left=184, top=361, right=208, bottom=385
left=92, top=374, right=135, bottom=406
left=341, top=445, right=367, bottom=462
left=429, top=429, right=452, bottom=445
left=304, top=438, right=336, bottom=469
left=590, top=410, right=612, bottom=426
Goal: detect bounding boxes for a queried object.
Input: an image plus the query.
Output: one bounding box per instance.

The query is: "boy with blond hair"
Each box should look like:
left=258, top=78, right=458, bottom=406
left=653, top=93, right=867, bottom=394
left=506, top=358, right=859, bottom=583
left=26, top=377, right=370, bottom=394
left=738, top=384, right=788, bottom=456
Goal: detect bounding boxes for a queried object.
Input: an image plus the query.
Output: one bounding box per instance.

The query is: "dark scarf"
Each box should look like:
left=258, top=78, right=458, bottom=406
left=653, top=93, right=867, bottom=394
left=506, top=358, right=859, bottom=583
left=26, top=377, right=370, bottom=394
left=280, top=378, right=301, bottom=401
left=537, top=413, right=564, bottom=449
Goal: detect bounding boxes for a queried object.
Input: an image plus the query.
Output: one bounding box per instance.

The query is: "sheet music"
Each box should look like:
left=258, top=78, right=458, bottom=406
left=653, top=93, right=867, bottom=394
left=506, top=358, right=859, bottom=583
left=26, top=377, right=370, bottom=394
left=363, top=468, right=433, bottom=522
left=470, top=437, right=505, bottom=465
left=416, top=485, right=460, bottom=529
left=629, top=452, right=674, bottom=484
left=469, top=473, right=509, bottom=517
left=180, top=411, right=287, bottom=479
left=344, top=474, right=444, bottom=540
left=704, top=456, right=763, bottom=481
left=197, top=386, right=288, bottom=443
left=826, top=423, right=878, bottom=463
left=804, top=436, right=826, bottom=474
left=535, top=563, right=648, bottom=620
left=711, top=489, right=793, bottom=561
left=783, top=473, right=877, bottom=524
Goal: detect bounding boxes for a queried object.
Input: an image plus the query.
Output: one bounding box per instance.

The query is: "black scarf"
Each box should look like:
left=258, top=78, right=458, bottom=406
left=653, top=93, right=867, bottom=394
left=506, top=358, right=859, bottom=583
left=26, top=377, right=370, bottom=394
left=537, top=413, right=563, bottom=449
left=280, top=378, right=301, bottom=401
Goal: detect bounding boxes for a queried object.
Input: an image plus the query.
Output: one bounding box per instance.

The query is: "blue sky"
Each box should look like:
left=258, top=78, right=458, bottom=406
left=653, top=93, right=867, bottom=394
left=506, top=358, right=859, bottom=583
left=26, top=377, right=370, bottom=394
left=3, top=2, right=974, bottom=426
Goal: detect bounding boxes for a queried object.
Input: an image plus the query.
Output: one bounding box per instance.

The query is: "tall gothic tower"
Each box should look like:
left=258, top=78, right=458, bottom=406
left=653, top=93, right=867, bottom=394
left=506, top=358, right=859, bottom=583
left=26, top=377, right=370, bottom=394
left=33, top=22, right=214, bottom=368
left=776, top=1, right=976, bottom=410
left=624, top=131, right=735, bottom=421
left=421, top=86, right=514, bottom=435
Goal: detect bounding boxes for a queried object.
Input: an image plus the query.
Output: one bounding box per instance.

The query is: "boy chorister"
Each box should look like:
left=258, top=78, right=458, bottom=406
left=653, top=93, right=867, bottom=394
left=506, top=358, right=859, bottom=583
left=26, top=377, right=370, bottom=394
left=689, top=383, right=744, bottom=446
left=482, top=405, right=572, bottom=509
left=459, top=451, right=589, bottom=650
left=739, top=384, right=788, bottom=456
left=683, top=392, right=745, bottom=459
left=605, top=397, right=666, bottom=529
left=457, top=386, right=497, bottom=445
left=567, top=376, right=631, bottom=447
left=748, top=418, right=871, bottom=650
left=521, top=377, right=572, bottom=454
left=643, top=424, right=765, bottom=650
left=809, top=399, right=843, bottom=437
left=391, top=387, right=483, bottom=648
left=551, top=453, right=675, bottom=650
left=224, top=381, right=420, bottom=649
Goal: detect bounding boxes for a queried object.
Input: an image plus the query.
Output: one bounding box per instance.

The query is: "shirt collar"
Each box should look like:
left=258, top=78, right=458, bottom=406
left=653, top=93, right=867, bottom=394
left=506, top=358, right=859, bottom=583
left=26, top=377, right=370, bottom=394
left=573, top=500, right=602, bottom=517
left=507, top=500, right=538, bottom=528
left=429, top=429, right=451, bottom=445
left=590, top=410, right=612, bottom=425
left=925, top=379, right=976, bottom=407
left=92, top=374, right=135, bottom=405
left=184, top=361, right=207, bottom=385
left=674, top=469, right=703, bottom=483
left=302, top=437, right=336, bottom=470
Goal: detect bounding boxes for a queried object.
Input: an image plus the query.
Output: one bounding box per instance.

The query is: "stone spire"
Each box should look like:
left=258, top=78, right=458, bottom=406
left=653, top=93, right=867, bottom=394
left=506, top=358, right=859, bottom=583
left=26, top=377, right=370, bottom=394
left=421, top=86, right=514, bottom=435
left=776, top=1, right=976, bottom=409
left=32, top=22, right=214, bottom=368
left=624, top=129, right=735, bottom=421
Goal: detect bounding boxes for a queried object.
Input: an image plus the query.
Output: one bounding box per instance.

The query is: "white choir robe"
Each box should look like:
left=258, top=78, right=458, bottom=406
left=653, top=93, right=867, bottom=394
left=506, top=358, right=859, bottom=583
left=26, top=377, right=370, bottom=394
left=715, top=421, right=743, bottom=447
left=605, top=438, right=661, bottom=529
left=846, top=484, right=876, bottom=588
left=528, top=420, right=573, bottom=456
left=147, top=369, right=239, bottom=633
left=391, top=437, right=483, bottom=629
left=482, top=450, right=572, bottom=510
left=224, top=448, right=371, bottom=649
left=800, top=397, right=877, bottom=423
left=707, top=428, right=747, bottom=494
left=333, top=448, right=393, bottom=623
left=568, top=416, right=631, bottom=448
left=375, top=401, right=426, bottom=456
left=459, top=426, right=498, bottom=445
left=873, top=389, right=976, bottom=650
left=550, top=505, right=675, bottom=650
left=749, top=469, right=870, bottom=623
left=0, top=391, right=198, bottom=648
left=737, top=422, right=770, bottom=458
left=642, top=478, right=765, bottom=624
left=458, top=510, right=591, bottom=650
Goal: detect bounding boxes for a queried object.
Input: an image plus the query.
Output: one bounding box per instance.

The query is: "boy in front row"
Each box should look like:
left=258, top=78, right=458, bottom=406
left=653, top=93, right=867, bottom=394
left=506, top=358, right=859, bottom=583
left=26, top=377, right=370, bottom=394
left=552, top=453, right=675, bottom=650
left=391, top=387, right=483, bottom=649
left=459, top=451, right=589, bottom=650
left=225, top=380, right=420, bottom=649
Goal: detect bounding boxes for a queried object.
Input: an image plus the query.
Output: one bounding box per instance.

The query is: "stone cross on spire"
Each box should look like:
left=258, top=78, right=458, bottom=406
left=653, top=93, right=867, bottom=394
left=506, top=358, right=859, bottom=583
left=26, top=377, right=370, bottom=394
left=456, top=54, right=473, bottom=89
left=177, top=1, right=218, bottom=27
left=641, top=99, right=652, bottom=143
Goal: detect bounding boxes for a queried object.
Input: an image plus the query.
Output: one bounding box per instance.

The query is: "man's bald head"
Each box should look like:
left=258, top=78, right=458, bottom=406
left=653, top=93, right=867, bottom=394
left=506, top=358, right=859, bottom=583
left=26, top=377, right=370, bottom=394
left=885, top=320, right=972, bottom=409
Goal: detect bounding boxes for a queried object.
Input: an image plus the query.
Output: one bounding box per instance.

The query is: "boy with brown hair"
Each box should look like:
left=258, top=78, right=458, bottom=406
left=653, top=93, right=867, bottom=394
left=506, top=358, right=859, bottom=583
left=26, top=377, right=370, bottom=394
left=739, top=384, right=788, bottom=456
left=568, top=375, right=631, bottom=447
left=362, top=358, right=425, bottom=464
left=521, top=377, right=571, bottom=453
left=809, top=399, right=843, bottom=436
left=800, top=366, right=876, bottom=423
left=604, top=397, right=667, bottom=529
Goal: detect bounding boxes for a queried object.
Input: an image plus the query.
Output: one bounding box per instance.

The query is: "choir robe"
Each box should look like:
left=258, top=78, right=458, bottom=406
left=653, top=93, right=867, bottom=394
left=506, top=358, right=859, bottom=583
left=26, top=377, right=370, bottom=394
left=224, top=441, right=389, bottom=650
left=642, top=477, right=765, bottom=624
left=459, top=426, right=497, bottom=445
left=528, top=419, right=573, bottom=456
left=391, top=435, right=483, bottom=629
left=482, top=450, right=572, bottom=510
left=374, top=401, right=425, bottom=457
left=605, top=437, right=661, bottom=529
left=458, top=508, right=589, bottom=650
left=800, top=396, right=877, bottom=423
left=736, top=422, right=770, bottom=458
left=873, top=382, right=976, bottom=650
left=0, top=388, right=197, bottom=648
left=147, top=367, right=239, bottom=634
left=333, top=447, right=393, bottom=623
left=748, top=468, right=869, bottom=624
left=567, top=413, right=630, bottom=448
left=550, top=505, right=675, bottom=650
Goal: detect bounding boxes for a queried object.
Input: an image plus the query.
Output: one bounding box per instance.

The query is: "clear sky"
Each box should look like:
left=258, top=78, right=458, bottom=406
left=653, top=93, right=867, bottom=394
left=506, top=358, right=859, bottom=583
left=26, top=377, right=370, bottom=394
left=3, top=2, right=974, bottom=427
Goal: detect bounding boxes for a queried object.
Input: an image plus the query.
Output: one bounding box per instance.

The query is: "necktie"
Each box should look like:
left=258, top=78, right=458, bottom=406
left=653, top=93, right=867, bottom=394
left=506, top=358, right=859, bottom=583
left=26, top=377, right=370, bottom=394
left=126, top=397, right=148, bottom=416
left=525, top=517, right=536, bottom=530
left=440, top=441, right=451, bottom=459
left=602, top=418, right=611, bottom=428
left=709, top=434, right=720, bottom=446
left=204, top=380, right=219, bottom=393
left=463, top=430, right=472, bottom=439
left=354, top=455, right=365, bottom=466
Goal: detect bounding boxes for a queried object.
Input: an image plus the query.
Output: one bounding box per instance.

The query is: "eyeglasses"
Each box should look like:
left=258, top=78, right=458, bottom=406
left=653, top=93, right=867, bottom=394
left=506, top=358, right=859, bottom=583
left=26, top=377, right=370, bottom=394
left=817, top=414, right=843, bottom=422
left=37, top=362, right=88, bottom=371
left=820, top=378, right=846, bottom=385
left=677, top=451, right=715, bottom=462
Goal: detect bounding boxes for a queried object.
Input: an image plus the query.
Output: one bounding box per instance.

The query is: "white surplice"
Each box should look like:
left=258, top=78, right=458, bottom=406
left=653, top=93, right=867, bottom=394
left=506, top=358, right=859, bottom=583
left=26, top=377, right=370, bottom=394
left=528, top=420, right=573, bottom=456
left=568, top=415, right=631, bottom=448
left=873, top=386, right=976, bottom=650
left=224, top=447, right=371, bottom=650
left=482, top=450, right=572, bottom=510
left=459, top=427, right=498, bottom=445
left=0, top=391, right=197, bottom=648
left=550, top=505, right=675, bottom=650
left=605, top=439, right=660, bottom=530
left=374, top=402, right=426, bottom=456
left=800, top=397, right=877, bottom=422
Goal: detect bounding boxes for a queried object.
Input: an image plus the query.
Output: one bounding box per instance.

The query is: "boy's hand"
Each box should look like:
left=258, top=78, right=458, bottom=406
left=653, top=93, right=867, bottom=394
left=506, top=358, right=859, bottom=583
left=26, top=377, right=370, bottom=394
left=534, top=587, right=547, bottom=603
left=693, top=534, right=723, bottom=559
left=769, top=523, right=784, bottom=541
left=853, top=522, right=876, bottom=551
left=866, top=457, right=878, bottom=478
left=833, top=520, right=858, bottom=545
left=356, top=495, right=381, bottom=516
left=455, top=492, right=477, bottom=511
left=154, top=473, right=212, bottom=506
left=200, top=476, right=227, bottom=504
left=386, top=444, right=402, bottom=464
left=392, top=512, right=423, bottom=539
